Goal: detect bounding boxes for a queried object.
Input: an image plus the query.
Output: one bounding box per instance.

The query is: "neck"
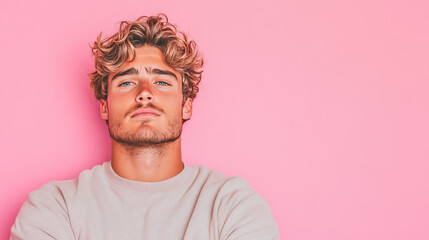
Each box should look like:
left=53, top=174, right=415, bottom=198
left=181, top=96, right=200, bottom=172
left=110, top=136, right=184, bottom=182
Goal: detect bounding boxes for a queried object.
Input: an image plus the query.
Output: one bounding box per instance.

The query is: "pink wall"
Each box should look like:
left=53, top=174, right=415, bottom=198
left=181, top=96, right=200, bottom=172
left=1, top=0, right=428, bottom=239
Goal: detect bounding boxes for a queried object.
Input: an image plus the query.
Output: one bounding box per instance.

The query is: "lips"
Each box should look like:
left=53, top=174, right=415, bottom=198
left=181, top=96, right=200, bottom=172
left=130, top=108, right=161, bottom=118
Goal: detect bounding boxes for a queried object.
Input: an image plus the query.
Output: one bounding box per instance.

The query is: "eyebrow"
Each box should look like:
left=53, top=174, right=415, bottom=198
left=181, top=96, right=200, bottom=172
left=111, top=67, right=178, bottom=81
left=111, top=68, right=138, bottom=81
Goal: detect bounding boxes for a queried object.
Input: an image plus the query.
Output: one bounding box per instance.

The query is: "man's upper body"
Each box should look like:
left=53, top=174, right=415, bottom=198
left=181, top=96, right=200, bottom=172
left=10, top=14, right=280, bottom=239
left=11, top=161, right=279, bottom=239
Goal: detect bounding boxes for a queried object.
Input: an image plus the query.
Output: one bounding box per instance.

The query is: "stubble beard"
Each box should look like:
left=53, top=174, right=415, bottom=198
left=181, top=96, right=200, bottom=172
left=108, top=118, right=182, bottom=147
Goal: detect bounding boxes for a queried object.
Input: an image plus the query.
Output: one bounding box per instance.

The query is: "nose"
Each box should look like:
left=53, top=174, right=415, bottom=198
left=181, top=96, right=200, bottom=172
left=135, top=81, right=154, bottom=103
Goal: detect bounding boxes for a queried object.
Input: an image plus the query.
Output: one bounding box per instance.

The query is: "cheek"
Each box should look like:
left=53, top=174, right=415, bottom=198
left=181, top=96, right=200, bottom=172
left=107, top=95, right=130, bottom=117
left=159, top=92, right=182, bottom=109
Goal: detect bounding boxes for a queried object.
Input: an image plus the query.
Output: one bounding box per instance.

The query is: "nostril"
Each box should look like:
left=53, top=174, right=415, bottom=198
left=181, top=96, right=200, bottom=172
left=137, top=96, right=152, bottom=102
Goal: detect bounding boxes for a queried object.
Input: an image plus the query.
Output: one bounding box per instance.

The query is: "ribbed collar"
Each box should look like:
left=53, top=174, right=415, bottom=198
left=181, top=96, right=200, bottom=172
left=103, top=161, right=193, bottom=193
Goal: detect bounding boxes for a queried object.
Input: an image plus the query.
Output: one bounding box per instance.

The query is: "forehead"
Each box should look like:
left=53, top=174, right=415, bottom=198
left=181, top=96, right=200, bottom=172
left=109, top=46, right=181, bottom=81
left=132, top=46, right=166, bottom=64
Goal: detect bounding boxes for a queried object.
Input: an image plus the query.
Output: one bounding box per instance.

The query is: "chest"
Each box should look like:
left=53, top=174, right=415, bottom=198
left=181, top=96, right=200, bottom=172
left=67, top=190, right=221, bottom=239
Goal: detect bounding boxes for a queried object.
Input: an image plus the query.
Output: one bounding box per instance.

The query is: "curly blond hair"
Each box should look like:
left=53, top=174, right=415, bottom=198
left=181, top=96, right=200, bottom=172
left=89, top=14, right=204, bottom=102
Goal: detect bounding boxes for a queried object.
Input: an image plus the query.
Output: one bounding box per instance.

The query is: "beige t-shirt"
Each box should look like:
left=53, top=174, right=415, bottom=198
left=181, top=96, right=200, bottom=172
left=11, top=162, right=279, bottom=240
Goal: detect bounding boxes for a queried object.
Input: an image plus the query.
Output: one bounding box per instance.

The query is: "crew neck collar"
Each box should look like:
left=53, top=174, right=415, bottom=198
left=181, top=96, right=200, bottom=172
left=103, top=161, right=193, bottom=192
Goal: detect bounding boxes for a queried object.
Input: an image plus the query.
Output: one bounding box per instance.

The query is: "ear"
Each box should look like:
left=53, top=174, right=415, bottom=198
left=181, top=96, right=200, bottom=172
left=182, top=97, right=193, bottom=121
left=100, top=99, right=109, bottom=121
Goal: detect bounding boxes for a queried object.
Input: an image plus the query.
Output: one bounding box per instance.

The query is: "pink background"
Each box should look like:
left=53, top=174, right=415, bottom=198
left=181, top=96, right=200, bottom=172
left=1, top=0, right=428, bottom=239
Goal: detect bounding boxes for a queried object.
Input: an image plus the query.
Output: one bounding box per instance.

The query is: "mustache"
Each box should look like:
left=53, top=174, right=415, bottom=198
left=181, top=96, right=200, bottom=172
left=124, top=102, right=163, bottom=118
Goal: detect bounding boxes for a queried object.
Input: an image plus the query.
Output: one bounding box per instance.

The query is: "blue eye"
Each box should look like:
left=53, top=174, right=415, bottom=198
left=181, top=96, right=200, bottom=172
left=157, top=81, right=169, bottom=86
left=119, top=82, right=133, bottom=87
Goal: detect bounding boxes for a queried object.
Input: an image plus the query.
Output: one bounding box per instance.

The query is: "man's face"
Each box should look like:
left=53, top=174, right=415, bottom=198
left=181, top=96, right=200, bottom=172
left=99, top=46, right=193, bottom=146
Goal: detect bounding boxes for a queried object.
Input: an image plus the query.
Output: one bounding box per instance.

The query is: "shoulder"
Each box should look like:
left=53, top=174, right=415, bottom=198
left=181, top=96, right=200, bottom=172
left=10, top=163, right=105, bottom=240
left=190, top=164, right=246, bottom=184
left=26, top=163, right=104, bottom=199
left=10, top=180, right=76, bottom=239
left=192, top=165, right=280, bottom=240
left=190, top=165, right=263, bottom=199
left=25, top=163, right=106, bottom=206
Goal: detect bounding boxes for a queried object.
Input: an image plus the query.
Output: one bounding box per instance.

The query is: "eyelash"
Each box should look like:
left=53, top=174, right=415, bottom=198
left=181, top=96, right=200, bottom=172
left=118, top=81, right=170, bottom=87
left=118, top=82, right=134, bottom=87
left=156, top=81, right=170, bottom=86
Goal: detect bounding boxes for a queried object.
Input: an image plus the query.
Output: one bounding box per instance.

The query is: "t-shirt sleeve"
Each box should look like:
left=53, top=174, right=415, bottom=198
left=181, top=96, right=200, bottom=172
left=10, top=183, right=75, bottom=240
left=216, top=177, right=280, bottom=240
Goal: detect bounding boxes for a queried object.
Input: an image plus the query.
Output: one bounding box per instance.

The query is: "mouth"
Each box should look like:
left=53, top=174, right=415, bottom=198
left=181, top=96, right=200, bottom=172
left=130, top=108, right=161, bottom=118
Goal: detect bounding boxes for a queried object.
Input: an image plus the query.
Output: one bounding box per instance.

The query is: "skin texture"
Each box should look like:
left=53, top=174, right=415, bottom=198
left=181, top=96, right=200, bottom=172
left=99, top=46, right=193, bottom=182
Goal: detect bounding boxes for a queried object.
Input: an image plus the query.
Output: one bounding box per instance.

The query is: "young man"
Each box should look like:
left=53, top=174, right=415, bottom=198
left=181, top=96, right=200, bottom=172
left=11, top=14, right=280, bottom=239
